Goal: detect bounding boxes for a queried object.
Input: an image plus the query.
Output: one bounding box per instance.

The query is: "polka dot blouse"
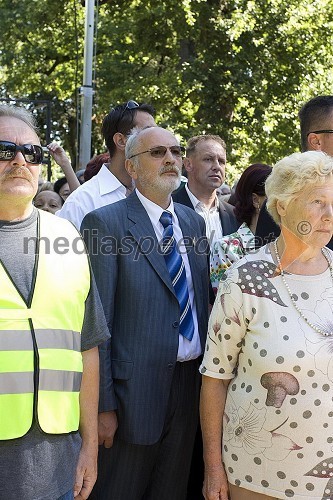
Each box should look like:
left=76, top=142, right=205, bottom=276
left=200, top=245, right=333, bottom=499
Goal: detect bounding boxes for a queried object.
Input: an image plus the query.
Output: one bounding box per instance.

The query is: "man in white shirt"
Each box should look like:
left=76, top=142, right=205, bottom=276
left=173, top=134, right=237, bottom=247
left=56, top=100, right=156, bottom=229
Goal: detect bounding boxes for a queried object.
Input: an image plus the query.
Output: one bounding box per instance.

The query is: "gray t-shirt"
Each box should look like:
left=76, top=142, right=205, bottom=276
left=0, top=208, right=110, bottom=500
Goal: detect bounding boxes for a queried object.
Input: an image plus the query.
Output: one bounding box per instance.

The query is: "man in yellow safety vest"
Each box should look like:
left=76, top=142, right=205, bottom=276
left=0, top=104, right=110, bottom=500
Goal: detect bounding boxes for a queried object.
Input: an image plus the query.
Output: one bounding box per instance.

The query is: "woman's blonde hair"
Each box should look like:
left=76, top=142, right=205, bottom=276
left=266, top=151, right=333, bottom=224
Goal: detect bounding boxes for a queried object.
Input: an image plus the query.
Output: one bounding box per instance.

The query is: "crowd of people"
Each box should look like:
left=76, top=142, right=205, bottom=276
left=1, top=95, right=333, bottom=500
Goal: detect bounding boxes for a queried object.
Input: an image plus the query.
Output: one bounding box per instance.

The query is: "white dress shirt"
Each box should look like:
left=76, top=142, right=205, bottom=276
left=56, top=164, right=126, bottom=229
left=185, top=184, right=223, bottom=247
left=136, top=189, right=202, bottom=361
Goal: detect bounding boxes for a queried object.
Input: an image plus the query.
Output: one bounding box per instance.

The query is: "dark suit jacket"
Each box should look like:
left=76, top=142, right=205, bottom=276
left=255, top=200, right=333, bottom=250
left=172, top=185, right=238, bottom=236
left=81, top=192, right=210, bottom=446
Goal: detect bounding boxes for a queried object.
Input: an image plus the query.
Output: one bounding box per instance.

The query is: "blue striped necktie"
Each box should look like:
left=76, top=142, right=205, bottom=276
left=159, top=211, right=194, bottom=341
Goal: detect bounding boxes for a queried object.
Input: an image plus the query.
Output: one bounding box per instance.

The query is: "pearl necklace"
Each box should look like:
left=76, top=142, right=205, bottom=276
left=273, top=239, right=333, bottom=337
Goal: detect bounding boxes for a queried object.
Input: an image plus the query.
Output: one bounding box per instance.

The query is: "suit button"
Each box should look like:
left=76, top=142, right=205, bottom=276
left=167, top=363, right=173, bottom=369
left=172, top=321, right=179, bottom=328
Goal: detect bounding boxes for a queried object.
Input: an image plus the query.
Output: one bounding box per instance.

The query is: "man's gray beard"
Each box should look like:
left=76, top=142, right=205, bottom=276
left=159, top=173, right=181, bottom=194
left=138, top=172, right=181, bottom=194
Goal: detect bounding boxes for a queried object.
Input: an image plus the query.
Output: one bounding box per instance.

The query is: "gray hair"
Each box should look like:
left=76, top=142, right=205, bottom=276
left=125, top=126, right=144, bottom=162
left=125, top=125, right=157, bottom=166
left=266, top=151, right=333, bottom=224
left=0, top=104, right=38, bottom=131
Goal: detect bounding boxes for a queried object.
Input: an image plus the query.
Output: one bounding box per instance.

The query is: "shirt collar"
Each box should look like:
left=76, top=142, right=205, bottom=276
left=135, top=188, right=176, bottom=226
left=185, top=184, right=218, bottom=210
left=98, top=164, right=126, bottom=196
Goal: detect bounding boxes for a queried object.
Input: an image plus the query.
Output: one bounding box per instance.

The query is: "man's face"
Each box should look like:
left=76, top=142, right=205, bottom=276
left=0, top=116, right=41, bottom=202
left=185, top=139, right=226, bottom=192
left=128, top=128, right=182, bottom=198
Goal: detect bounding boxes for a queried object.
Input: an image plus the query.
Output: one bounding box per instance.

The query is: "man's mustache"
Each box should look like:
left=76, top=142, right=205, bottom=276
left=4, top=166, right=33, bottom=182
left=160, top=166, right=181, bottom=175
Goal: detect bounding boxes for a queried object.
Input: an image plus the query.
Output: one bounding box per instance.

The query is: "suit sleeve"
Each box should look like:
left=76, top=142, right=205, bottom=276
left=81, top=211, right=118, bottom=412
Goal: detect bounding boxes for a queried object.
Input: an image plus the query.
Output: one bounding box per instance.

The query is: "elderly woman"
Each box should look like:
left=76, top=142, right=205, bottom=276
left=210, top=163, right=272, bottom=292
left=200, top=151, right=333, bottom=500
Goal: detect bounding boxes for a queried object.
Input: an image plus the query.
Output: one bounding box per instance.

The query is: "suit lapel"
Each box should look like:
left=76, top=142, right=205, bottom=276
left=218, top=200, right=229, bottom=234
left=126, top=192, right=176, bottom=296
left=173, top=187, right=193, bottom=209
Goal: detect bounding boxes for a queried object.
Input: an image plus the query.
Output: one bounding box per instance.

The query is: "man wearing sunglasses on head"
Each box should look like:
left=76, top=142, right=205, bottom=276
left=255, top=95, right=333, bottom=250
left=0, top=104, right=110, bottom=500
left=56, top=100, right=156, bottom=229
left=82, top=126, right=210, bottom=500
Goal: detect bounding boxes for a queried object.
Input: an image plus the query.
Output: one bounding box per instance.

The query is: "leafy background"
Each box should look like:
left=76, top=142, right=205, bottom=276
left=1, top=0, right=333, bottom=181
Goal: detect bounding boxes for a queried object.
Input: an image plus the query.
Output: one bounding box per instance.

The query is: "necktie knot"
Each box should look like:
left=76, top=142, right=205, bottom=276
left=159, top=211, right=173, bottom=229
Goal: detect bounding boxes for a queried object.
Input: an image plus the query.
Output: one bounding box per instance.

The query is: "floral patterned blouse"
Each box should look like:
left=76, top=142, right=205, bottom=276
left=210, top=223, right=255, bottom=294
left=200, top=245, right=333, bottom=499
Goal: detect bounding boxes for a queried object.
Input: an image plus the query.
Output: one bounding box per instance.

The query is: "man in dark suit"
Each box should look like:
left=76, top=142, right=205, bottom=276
left=173, top=134, right=237, bottom=499
left=173, top=134, right=238, bottom=245
left=256, top=95, right=333, bottom=250
left=81, top=126, right=210, bottom=500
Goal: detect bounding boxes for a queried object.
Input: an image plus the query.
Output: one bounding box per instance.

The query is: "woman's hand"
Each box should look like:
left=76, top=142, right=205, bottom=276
left=47, top=142, right=72, bottom=170
left=47, top=142, right=81, bottom=192
left=203, top=463, right=229, bottom=500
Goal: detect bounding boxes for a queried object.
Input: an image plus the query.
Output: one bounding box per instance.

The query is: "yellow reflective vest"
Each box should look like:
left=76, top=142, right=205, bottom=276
left=0, top=210, right=90, bottom=440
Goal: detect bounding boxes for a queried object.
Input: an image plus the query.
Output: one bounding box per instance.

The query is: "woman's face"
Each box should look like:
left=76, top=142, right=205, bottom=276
left=278, top=179, right=333, bottom=248
left=34, top=190, right=63, bottom=214
left=59, top=182, right=70, bottom=201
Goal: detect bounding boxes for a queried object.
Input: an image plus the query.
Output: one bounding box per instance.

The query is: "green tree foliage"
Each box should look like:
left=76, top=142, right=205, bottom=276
left=0, top=0, right=333, bottom=179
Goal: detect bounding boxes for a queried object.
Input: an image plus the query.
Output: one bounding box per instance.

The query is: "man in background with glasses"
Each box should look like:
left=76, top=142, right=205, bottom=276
left=57, top=100, right=156, bottom=229
left=0, top=104, right=110, bottom=500
left=255, top=95, right=333, bottom=250
left=82, top=126, right=210, bottom=500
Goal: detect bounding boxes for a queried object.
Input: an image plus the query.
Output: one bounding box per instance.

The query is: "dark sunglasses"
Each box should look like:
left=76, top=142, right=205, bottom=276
left=128, top=145, right=185, bottom=159
left=0, top=141, right=43, bottom=164
left=307, top=129, right=333, bottom=136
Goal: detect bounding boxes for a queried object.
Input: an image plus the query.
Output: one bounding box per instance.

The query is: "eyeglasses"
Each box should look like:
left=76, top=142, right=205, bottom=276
left=0, top=141, right=43, bottom=164
left=307, top=129, right=333, bottom=136
left=128, top=145, right=185, bottom=159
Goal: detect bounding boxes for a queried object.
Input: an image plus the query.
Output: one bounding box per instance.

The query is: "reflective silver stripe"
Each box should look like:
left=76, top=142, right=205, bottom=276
left=0, top=372, right=34, bottom=394
left=39, top=369, right=82, bottom=392
left=35, top=330, right=81, bottom=351
left=0, top=329, right=81, bottom=351
left=0, top=370, right=81, bottom=394
left=0, top=330, right=32, bottom=350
